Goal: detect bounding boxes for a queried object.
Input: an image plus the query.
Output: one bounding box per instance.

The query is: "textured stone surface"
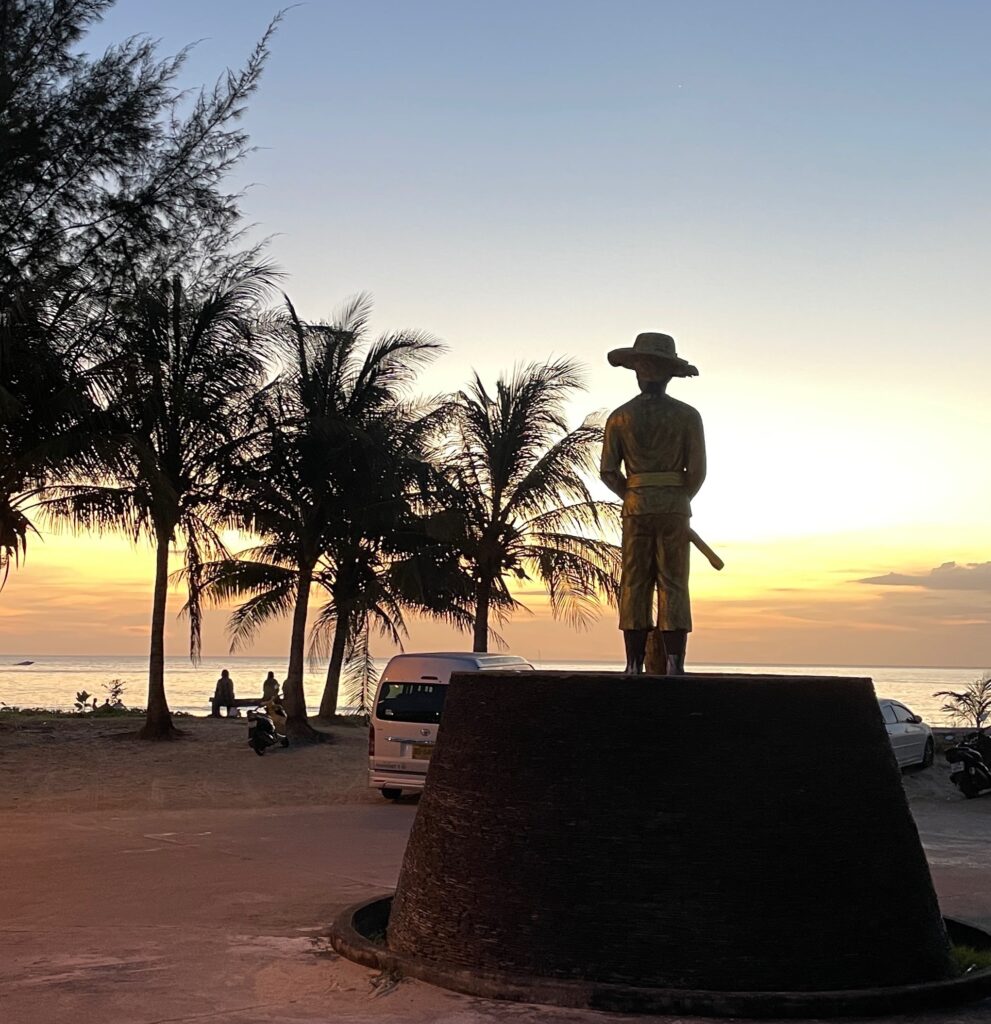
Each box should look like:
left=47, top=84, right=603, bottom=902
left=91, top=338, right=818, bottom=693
left=388, top=672, right=955, bottom=992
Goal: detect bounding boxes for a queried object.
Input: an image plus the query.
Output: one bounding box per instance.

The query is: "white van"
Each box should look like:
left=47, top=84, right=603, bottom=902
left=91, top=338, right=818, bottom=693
left=368, top=652, right=533, bottom=800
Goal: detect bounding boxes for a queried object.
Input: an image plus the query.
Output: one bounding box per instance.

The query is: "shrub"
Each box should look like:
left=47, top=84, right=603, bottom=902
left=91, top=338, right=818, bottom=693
left=104, top=679, right=127, bottom=708
left=934, top=673, right=991, bottom=733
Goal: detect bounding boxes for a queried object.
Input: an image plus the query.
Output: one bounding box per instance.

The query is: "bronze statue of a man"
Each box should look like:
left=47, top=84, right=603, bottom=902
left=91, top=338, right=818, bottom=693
left=600, top=333, right=706, bottom=675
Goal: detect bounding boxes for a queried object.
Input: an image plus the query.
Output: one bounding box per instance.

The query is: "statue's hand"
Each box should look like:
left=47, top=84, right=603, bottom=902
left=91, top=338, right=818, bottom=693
left=600, top=470, right=627, bottom=500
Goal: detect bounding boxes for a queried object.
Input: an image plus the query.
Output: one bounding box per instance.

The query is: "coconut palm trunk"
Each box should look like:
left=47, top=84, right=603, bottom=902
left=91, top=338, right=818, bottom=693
left=282, top=563, right=327, bottom=742
left=140, top=529, right=179, bottom=739
left=319, top=608, right=351, bottom=719
left=472, top=577, right=491, bottom=653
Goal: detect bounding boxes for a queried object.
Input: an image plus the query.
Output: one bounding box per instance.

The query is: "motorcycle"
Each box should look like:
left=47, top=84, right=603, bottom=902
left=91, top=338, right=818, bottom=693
left=945, top=732, right=991, bottom=799
left=247, top=701, right=290, bottom=756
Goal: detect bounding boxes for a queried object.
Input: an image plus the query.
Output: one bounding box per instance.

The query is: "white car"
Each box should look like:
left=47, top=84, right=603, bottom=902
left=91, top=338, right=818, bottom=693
left=368, top=652, right=533, bottom=800
left=879, top=698, right=934, bottom=769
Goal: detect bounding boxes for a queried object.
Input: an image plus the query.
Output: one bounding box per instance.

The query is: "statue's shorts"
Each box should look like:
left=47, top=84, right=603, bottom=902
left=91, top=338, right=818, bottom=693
left=619, top=512, right=692, bottom=632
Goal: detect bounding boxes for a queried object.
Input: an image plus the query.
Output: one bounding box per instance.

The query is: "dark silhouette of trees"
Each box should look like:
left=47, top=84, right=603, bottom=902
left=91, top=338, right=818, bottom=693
left=1, top=0, right=282, bottom=584
left=0, top=290, right=98, bottom=582
left=2, top=5, right=625, bottom=720
left=46, top=269, right=277, bottom=739
left=442, top=359, right=621, bottom=651
left=191, top=296, right=476, bottom=736
left=1, top=0, right=280, bottom=293
left=3, top=1, right=286, bottom=736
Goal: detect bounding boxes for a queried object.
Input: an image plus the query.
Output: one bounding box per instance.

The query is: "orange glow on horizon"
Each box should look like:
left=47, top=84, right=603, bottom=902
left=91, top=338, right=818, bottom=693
left=2, top=518, right=988, bottom=669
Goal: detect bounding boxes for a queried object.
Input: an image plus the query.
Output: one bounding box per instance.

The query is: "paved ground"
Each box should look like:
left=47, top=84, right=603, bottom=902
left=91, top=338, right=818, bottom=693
left=3, top=793, right=991, bottom=1024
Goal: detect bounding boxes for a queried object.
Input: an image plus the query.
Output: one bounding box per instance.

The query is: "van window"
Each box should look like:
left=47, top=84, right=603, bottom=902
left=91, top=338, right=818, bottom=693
left=377, top=682, right=448, bottom=723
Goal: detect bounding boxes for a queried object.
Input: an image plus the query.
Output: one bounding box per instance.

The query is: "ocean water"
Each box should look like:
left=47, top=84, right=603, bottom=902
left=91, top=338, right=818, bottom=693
left=0, top=653, right=985, bottom=725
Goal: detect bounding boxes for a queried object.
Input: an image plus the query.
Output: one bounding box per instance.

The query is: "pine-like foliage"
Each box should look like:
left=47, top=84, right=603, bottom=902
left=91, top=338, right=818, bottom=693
left=1, top=0, right=281, bottom=293
left=1, top=1, right=282, bottom=586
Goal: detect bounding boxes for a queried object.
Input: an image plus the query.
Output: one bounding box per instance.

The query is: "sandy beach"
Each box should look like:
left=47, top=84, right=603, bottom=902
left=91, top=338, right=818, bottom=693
left=0, top=708, right=965, bottom=811
left=3, top=714, right=991, bottom=1024
left=0, top=713, right=378, bottom=812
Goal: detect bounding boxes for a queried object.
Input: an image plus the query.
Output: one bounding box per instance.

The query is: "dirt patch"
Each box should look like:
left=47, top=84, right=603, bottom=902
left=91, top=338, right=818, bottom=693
left=902, top=760, right=967, bottom=804
left=0, top=714, right=379, bottom=812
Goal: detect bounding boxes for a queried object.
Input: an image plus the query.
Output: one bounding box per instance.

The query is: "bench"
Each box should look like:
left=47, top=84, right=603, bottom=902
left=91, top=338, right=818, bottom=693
left=209, top=696, right=266, bottom=717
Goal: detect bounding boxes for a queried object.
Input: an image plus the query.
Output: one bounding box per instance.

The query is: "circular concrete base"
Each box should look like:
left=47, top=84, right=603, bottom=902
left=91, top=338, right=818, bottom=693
left=388, top=673, right=955, bottom=991
left=329, top=896, right=991, bottom=1018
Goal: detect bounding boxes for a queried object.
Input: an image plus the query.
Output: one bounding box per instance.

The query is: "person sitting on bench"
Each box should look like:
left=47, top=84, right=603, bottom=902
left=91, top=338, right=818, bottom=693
left=261, top=671, right=280, bottom=702
left=212, top=669, right=236, bottom=717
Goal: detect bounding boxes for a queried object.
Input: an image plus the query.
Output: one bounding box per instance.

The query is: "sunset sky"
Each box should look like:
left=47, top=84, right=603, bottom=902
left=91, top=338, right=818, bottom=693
left=3, top=1, right=989, bottom=667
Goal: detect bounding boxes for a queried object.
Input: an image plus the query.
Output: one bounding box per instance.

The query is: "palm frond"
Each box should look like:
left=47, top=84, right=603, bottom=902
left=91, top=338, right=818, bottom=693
left=177, top=514, right=236, bottom=663
left=0, top=500, right=39, bottom=587
left=522, top=538, right=621, bottom=629
left=934, top=675, right=991, bottom=731
left=41, top=484, right=151, bottom=541
left=348, top=329, right=445, bottom=414
left=225, top=579, right=297, bottom=653
left=179, top=556, right=297, bottom=605
left=523, top=499, right=623, bottom=540
left=503, top=419, right=604, bottom=523
left=340, top=621, right=379, bottom=716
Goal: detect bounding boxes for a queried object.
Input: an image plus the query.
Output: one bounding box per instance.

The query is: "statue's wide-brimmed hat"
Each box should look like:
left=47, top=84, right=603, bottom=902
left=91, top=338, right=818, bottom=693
left=607, top=333, right=698, bottom=378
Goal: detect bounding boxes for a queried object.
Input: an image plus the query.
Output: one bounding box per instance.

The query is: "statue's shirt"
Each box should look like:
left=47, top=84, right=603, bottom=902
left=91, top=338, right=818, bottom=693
left=601, top=393, right=706, bottom=517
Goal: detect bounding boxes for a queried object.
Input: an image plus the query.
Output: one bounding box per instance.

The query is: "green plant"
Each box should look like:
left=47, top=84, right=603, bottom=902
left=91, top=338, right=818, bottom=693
left=934, top=673, right=991, bottom=733
left=951, top=944, right=991, bottom=974
left=104, top=679, right=127, bottom=708
left=74, top=690, right=92, bottom=713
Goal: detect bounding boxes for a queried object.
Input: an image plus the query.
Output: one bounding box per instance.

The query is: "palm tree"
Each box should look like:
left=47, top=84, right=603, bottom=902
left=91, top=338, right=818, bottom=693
left=308, top=501, right=478, bottom=719
left=934, top=674, right=991, bottom=733
left=442, top=359, right=622, bottom=651
left=45, top=268, right=275, bottom=739
left=192, top=295, right=474, bottom=736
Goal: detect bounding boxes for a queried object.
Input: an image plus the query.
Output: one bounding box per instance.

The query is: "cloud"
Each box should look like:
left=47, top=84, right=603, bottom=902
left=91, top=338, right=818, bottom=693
left=858, top=561, right=991, bottom=592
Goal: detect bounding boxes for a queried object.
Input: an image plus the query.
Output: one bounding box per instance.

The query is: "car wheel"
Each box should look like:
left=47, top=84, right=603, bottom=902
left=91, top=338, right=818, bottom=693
left=381, top=787, right=402, bottom=801
left=920, top=737, right=934, bottom=769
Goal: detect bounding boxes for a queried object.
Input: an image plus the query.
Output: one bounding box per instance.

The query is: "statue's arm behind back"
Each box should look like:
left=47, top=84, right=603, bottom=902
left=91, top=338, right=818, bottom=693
left=600, top=413, right=627, bottom=499
left=685, top=410, right=706, bottom=499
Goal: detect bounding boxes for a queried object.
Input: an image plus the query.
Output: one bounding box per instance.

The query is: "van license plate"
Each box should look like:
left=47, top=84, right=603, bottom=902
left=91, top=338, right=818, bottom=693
left=412, top=744, right=433, bottom=761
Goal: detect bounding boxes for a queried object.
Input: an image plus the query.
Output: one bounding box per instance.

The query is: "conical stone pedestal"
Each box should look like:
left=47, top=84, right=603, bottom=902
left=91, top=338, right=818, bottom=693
left=387, top=672, right=954, bottom=993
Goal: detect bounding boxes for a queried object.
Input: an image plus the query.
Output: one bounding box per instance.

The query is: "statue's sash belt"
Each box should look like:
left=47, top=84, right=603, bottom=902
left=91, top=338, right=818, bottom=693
left=626, top=472, right=684, bottom=488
